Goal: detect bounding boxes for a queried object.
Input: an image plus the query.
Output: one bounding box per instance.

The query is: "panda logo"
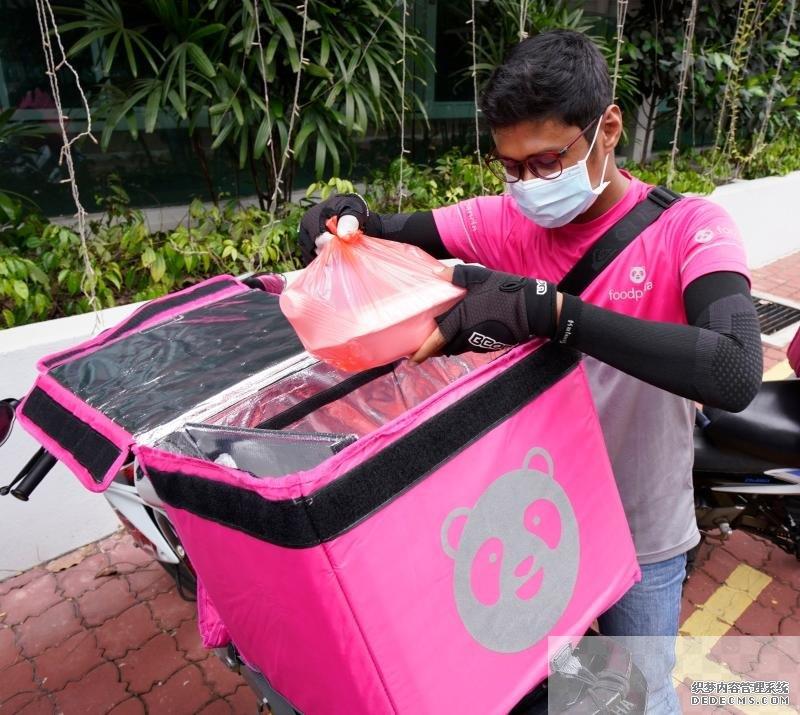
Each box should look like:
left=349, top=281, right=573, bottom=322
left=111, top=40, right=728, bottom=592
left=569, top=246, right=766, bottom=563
left=694, top=228, right=715, bottom=244
left=441, top=448, right=579, bottom=653
left=629, top=266, right=647, bottom=285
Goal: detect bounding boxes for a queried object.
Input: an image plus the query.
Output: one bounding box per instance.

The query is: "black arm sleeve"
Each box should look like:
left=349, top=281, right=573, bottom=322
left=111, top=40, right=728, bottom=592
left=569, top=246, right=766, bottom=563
left=365, top=211, right=453, bottom=259
left=553, top=271, right=763, bottom=412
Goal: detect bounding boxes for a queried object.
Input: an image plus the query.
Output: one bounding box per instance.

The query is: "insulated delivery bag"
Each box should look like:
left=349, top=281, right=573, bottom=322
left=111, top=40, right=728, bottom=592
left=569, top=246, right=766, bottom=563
left=15, top=275, right=640, bottom=715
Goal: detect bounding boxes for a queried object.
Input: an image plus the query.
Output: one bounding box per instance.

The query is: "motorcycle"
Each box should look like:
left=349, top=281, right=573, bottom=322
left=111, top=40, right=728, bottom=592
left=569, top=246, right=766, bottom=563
left=691, top=367, right=800, bottom=571
left=2, top=301, right=798, bottom=712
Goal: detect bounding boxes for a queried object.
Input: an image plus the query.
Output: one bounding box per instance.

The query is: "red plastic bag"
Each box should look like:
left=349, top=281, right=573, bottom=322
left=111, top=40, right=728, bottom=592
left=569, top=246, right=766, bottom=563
left=280, top=216, right=465, bottom=371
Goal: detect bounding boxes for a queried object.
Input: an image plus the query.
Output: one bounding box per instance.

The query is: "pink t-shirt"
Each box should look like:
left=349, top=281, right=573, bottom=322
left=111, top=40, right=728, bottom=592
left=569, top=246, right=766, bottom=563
left=431, top=173, right=751, bottom=564
left=432, top=171, right=749, bottom=318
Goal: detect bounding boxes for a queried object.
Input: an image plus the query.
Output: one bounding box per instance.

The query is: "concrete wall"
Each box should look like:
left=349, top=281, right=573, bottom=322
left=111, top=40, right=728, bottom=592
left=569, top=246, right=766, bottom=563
left=1, top=170, right=798, bottom=577
left=0, top=304, right=144, bottom=578
left=705, top=171, right=800, bottom=269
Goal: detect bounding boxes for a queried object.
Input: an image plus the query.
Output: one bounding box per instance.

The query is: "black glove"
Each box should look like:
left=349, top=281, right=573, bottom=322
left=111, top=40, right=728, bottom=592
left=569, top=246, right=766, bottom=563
left=298, top=193, right=379, bottom=266
left=435, top=265, right=558, bottom=355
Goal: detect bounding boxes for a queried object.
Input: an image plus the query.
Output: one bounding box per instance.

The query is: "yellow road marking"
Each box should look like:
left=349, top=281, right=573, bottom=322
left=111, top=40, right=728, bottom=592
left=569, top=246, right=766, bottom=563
left=763, top=359, right=793, bottom=381
left=674, top=565, right=799, bottom=714
left=680, top=564, right=771, bottom=638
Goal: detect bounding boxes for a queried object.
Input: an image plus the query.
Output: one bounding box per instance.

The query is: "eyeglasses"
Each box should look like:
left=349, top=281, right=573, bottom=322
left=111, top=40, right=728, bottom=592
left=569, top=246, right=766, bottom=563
left=485, top=113, right=603, bottom=183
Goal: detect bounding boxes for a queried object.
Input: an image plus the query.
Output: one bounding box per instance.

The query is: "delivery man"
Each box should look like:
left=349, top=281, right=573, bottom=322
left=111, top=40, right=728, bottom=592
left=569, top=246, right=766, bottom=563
left=298, top=29, right=763, bottom=713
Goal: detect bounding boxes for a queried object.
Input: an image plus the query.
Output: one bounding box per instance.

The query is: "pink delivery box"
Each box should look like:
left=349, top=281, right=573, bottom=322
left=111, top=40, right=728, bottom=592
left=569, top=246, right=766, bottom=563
left=135, top=340, right=640, bottom=714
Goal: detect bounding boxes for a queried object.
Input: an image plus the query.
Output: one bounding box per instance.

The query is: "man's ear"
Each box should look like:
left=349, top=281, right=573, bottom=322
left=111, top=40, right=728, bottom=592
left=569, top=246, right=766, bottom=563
left=600, top=104, right=624, bottom=153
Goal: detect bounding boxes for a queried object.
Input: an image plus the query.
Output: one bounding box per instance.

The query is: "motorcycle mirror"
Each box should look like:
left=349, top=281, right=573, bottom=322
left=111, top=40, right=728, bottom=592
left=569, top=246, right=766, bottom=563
left=0, top=399, right=18, bottom=447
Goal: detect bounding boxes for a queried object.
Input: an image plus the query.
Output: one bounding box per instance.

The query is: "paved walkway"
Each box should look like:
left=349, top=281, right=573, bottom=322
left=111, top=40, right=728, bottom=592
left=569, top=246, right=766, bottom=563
left=2, top=251, right=799, bottom=714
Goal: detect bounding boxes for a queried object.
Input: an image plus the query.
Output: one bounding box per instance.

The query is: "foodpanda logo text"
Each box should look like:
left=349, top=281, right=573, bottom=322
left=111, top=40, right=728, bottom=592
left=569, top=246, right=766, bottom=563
left=608, top=266, right=654, bottom=301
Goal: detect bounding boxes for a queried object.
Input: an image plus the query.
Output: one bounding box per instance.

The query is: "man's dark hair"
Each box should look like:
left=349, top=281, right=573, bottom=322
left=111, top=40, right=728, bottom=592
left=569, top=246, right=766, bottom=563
left=479, top=30, right=612, bottom=130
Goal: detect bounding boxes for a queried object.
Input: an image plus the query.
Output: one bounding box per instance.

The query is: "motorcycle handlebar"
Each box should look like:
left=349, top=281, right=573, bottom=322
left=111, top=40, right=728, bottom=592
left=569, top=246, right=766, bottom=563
left=9, top=449, right=57, bottom=501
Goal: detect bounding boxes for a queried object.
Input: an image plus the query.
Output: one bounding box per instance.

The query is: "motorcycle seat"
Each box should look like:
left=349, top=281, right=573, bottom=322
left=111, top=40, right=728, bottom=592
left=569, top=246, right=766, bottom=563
left=693, top=427, right=787, bottom=474
left=703, top=379, right=800, bottom=469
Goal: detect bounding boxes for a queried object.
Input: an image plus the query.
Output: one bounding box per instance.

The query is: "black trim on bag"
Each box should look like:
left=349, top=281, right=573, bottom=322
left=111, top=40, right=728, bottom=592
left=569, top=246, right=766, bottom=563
left=21, top=387, right=124, bottom=483
left=41, top=278, right=240, bottom=368
left=256, top=361, right=400, bottom=430
left=148, top=343, right=581, bottom=548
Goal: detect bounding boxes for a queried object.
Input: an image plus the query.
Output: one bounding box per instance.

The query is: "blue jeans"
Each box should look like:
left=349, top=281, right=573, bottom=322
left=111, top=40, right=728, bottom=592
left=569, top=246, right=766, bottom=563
left=598, top=551, right=687, bottom=715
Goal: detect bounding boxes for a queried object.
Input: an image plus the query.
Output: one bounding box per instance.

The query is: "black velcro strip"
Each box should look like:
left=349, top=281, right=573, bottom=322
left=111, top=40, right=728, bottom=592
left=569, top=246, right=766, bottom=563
left=558, top=186, right=682, bottom=296
left=148, top=343, right=580, bottom=547
left=21, top=387, right=124, bottom=483
left=42, top=278, right=240, bottom=368
left=257, top=361, right=400, bottom=430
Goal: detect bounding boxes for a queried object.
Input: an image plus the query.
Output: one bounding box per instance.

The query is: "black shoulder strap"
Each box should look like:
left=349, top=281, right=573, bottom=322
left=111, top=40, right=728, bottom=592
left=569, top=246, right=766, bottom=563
left=557, top=185, right=683, bottom=296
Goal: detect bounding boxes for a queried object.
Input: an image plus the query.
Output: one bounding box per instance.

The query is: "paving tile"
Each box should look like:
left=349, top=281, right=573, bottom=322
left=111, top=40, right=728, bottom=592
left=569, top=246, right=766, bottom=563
left=17, top=695, right=57, bottom=714
left=224, top=684, right=258, bottom=714
left=103, top=537, right=155, bottom=573
left=197, top=698, right=233, bottom=714
left=147, top=590, right=197, bottom=632
left=708, top=633, right=765, bottom=676
left=1, top=691, right=39, bottom=713
left=682, top=568, right=720, bottom=606
left=119, top=632, right=187, bottom=694
left=125, top=565, right=174, bottom=601
left=141, top=663, right=213, bottom=714
left=0, top=573, right=60, bottom=626
left=0, top=657, right=38, bottom=705
left=0, top=567, right=47, bottom=597
left=755, top=579, right=799, bottom=618
left=97, top=531, right=125, bottom=552
left=732, top=600, right=783, bottom=636
left=197, top=653, right=246, bottom=698
left=0, top=624, right=20, bottom=670
left=35, top=631, right=104, bottom=692
left=94, top=602, right=160, bottom=661
left=699, top=545, right=740, bottom=585
left=777, top=614, right=800, bottom=636
left=55, top=553, right=114, bottom=600
left=721, top=532, right=772, bottom=572
left=53, top=662, right=129, bottom=715
left=743, top=642, right=800, bottom=701
left=764, top=548, right=800, bottom=591
left=76, top=577, right=137, bottom=628
left=107, top=696, right=147, bottom=714
left=173, top=618, right=209, bottom=662
left=16, top=601, right=82, bottom=659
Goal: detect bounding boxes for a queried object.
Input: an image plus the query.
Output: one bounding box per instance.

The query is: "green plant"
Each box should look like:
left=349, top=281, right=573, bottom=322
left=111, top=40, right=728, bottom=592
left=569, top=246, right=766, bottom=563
left=465, top=0, right=639, bottom=119
left=623, top=0, right=799, bottom=159
left=5, top=128, right=800, bottom=330
left=740, top=131, right=800, bottom=179
left=0, top=192, right=51, bottom=327
left=361, top=151, right=503, bottom=213
left=0, top=109, right=44, bottom=147
left=61, top=0, right=428, bottom=208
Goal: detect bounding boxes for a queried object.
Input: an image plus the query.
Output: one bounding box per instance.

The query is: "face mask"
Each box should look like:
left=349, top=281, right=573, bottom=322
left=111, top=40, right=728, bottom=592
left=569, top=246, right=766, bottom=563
left=508, top=119, right=611, bottom=228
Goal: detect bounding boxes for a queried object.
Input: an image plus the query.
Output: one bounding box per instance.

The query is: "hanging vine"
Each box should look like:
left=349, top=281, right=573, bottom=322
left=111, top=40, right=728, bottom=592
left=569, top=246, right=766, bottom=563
left=611, top=0, right=629, bottom=100
left=714, top=0, right=781, bottom=163
left=517, top=0, right=530, bottom=41
left=249, top=0, right=280, bottom=209
left=667, top=0, right=699, bottom=188
left=33, top=0, right=99, bottom=313
left=269, top=0, right=310, bottom=212
left=471, top=0, right=485, bottom=195
left=749, top=0, right=797, bottom=160
left=397, top=0, right=408, bottom=212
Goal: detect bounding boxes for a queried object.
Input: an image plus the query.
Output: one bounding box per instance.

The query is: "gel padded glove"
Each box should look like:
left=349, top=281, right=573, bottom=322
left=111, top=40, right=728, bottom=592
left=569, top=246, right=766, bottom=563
left=435, top=265, right=558, bottom=354
left=298, top=193, right=378, bottom=266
